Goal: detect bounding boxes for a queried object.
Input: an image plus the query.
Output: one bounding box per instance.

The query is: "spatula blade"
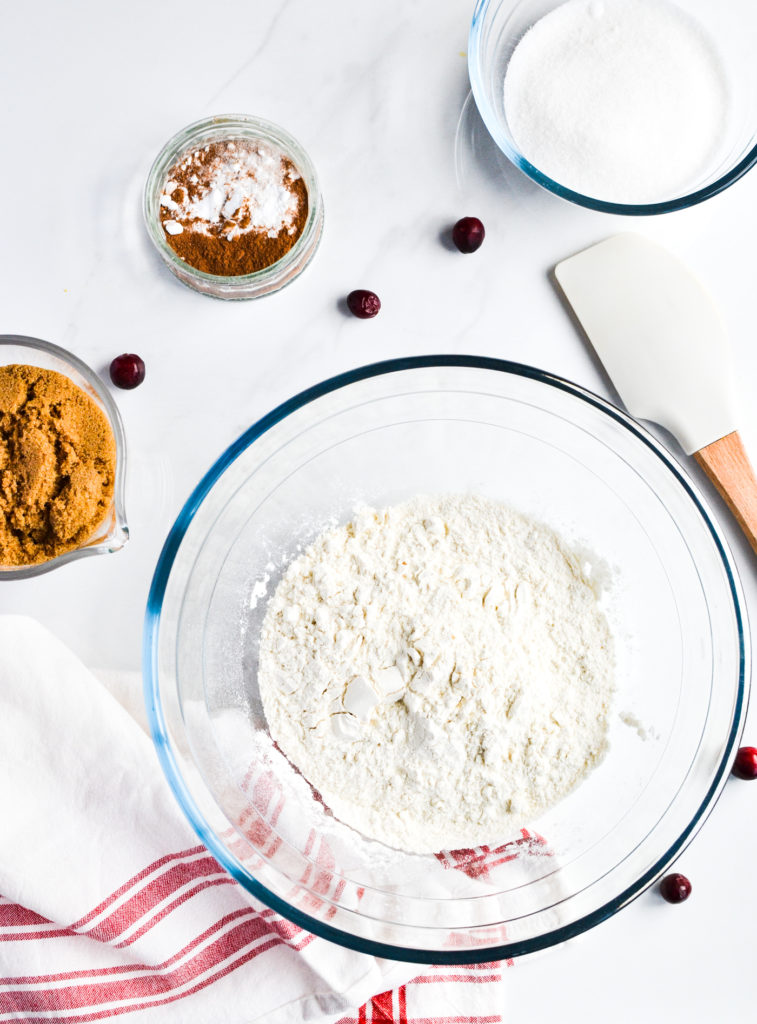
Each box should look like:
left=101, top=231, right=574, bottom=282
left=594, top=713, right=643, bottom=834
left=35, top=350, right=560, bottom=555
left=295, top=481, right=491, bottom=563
left=554, top=233, right=738, bottom=455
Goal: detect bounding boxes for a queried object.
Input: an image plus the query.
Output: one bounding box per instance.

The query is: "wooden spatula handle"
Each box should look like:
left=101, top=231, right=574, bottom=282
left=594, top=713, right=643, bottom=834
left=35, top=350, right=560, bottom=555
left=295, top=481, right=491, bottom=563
left=694, top=431, right=757, bottom=555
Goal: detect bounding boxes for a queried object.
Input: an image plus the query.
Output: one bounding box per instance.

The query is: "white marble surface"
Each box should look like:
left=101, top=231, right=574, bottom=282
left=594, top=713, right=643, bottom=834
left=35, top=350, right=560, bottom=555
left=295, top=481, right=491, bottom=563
left=2, top=0, right=757, bottom=1017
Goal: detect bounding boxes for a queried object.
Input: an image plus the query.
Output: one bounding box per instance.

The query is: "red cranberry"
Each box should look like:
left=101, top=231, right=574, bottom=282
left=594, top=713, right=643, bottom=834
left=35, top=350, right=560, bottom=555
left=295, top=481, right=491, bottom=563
left=659, top=873, right=691, bottom=904
left=452, top=216, right=485, bottom=253
left=732, top=746, right=757, bottom=780
left=347, top=290, right=381, bottom=319
left=109, top=353, right=145, bottom=390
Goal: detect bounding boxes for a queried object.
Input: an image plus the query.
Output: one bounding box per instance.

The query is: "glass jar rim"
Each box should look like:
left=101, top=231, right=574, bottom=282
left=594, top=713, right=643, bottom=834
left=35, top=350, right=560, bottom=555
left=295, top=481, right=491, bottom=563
left=143, top=113, right=323, bottom=287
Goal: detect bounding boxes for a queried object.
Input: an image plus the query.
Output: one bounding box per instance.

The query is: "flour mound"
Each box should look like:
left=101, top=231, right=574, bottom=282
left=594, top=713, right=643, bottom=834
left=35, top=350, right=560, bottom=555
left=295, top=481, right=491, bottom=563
left=257, top=495, right=615, bottom=854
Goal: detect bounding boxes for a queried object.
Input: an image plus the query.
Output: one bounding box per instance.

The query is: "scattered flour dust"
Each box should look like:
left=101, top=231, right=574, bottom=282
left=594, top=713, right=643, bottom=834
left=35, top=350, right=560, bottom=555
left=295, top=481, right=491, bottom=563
left=257, top=495, right=615, bottom=854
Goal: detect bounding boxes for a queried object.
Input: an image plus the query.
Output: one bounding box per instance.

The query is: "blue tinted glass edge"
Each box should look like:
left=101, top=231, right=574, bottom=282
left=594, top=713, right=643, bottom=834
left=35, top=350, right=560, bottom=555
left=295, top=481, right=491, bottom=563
left=143, top=355, right=748, bottom=964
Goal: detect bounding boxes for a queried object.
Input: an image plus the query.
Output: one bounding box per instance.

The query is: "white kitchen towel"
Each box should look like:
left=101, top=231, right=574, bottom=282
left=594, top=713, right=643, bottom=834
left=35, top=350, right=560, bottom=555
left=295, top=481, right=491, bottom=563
left=0, top=617, right=509, bottom=1022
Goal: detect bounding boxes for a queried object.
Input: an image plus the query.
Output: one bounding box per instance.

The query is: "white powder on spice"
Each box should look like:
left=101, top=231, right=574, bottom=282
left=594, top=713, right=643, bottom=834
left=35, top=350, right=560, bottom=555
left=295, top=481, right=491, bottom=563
left=160, top=139, right=302, bottom=240
left=503, top=0, right=729, bottom=204
left=257, top=495, right=615, bottom=854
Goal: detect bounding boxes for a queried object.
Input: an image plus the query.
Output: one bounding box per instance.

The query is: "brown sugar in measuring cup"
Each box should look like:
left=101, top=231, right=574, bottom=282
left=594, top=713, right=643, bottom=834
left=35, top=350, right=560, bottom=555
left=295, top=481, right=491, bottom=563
left=0, top=364, right=117, bottom=567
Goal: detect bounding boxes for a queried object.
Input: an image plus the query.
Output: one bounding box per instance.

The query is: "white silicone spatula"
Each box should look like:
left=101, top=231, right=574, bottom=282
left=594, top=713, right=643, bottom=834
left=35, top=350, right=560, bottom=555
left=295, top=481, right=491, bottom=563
left=554, top=233, right=757, bottom=556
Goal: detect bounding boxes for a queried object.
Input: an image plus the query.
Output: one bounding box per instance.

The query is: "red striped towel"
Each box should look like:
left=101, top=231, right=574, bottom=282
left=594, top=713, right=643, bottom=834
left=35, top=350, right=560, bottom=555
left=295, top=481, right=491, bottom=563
left=0, top=617, right=508, bottom=1022
left=335, top=962, right=508, bottom=1024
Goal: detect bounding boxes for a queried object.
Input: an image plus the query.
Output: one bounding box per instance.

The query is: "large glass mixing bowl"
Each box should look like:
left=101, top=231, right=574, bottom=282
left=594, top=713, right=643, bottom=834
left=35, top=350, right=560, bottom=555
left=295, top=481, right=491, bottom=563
left=144, top=358, right=748, bottom=962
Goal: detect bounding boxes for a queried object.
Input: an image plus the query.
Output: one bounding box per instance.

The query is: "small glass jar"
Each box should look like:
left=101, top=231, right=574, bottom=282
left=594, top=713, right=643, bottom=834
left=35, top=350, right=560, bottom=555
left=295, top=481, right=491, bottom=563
left=143, top=114, right=324, bottom=300
left=0, top=335, right=128, bottom=580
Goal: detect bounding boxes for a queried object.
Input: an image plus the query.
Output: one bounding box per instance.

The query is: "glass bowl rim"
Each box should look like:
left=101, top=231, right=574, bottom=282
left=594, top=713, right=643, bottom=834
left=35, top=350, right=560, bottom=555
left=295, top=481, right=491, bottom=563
left=142, top=112, right=324, bottom=287
left=0, top=333, right=128, bottom=580
left=143, top=354, right=749, bottom=963
left=468, top=0, right=757, bottom=216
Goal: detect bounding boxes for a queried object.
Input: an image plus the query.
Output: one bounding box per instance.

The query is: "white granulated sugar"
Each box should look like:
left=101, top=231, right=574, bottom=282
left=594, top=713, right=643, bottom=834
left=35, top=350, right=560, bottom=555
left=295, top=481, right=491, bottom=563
left=503, top=0, right=729, bottom=204
left=258, top=495, right=615, bottom=854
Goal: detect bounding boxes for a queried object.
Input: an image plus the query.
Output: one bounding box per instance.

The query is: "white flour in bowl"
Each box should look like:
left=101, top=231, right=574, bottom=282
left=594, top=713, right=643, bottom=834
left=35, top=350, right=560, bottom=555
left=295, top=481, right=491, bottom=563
left=257, top=495, right=615, bottom=854
left=502, top=0, right=729, bottom=204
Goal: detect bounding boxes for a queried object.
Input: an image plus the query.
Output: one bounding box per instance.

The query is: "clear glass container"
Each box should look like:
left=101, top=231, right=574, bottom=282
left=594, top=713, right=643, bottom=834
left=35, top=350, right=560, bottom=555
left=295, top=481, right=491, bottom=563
left=143, top=114, right=324, bottom=299
left=0, top=335, right=128, bottom=580
left=144, top=357, right=748, bottom=962
left=469, top=0, right=757, bottom=214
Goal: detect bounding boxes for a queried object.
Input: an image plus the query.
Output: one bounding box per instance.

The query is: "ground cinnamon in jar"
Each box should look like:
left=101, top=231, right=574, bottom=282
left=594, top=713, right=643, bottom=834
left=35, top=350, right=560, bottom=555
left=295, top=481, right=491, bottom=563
left=159, top=139, right=309, bottom=276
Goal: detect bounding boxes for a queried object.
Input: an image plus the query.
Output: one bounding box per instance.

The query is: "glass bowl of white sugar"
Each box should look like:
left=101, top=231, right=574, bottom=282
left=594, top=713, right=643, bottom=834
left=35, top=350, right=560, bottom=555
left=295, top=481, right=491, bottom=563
left=469, top=0, right=757, bottom=212
left=144, top=357, right=747, bottom=962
